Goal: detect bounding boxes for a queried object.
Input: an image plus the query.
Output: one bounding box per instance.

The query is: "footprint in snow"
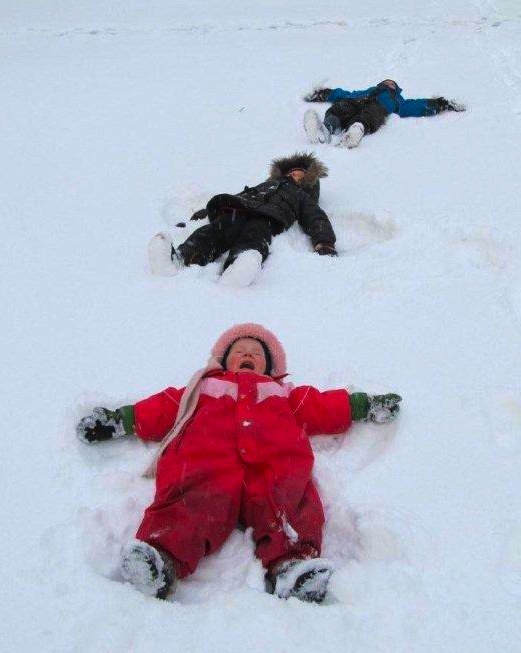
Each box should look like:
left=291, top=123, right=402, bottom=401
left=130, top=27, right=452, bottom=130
left=453, top=232, right=512, bottom=270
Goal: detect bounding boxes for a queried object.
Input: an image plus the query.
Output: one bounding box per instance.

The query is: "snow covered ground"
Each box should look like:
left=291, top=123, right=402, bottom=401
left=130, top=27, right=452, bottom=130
left=1, top=1, right=521, bottom=651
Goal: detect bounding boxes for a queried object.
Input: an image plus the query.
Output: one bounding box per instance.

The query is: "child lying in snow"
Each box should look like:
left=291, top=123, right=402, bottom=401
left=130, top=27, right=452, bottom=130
left=147, top=153, right=337, bottom=288
left=303, top=79, right=466, bottom=148
left=77, top=323, right=401, bottom=603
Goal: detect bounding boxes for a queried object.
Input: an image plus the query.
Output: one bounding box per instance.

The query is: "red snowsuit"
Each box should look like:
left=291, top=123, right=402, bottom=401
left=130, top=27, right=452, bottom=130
left=134, top=369, right=352, bottom=577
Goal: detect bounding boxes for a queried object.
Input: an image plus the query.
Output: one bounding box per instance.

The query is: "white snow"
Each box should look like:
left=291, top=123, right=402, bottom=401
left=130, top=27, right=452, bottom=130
left=1, top=0, right=521, bottom=651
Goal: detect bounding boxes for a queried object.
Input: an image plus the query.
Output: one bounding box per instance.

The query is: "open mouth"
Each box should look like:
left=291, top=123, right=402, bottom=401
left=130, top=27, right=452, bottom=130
left=240, top=361, right=255, bottom=370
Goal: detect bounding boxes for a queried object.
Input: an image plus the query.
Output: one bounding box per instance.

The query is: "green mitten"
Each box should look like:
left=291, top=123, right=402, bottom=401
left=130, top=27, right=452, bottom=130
left=350, top=393, right=402, bottom=423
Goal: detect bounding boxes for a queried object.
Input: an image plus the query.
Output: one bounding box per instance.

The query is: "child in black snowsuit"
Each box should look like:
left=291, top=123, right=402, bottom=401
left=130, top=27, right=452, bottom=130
left=303, top=79, right=466, bottom=148
left=148, top=153, right=337, bottom=288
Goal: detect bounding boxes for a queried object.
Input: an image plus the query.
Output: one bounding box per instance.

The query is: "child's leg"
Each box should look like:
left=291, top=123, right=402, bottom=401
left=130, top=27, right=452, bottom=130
left=136, top=445, right=245, bottom=577
left=176, top=223, right=223, bottom=266
left=219, top=217, right=274, bottom=287
left=352, top=99, right=388, bottom=135
left=322, top=112, right=342, bottom=135
left=176, top=210, right=242, bottom=266
left=223, top=218, right=273, bottom=270
left=336, top=100, right=388, bottom=148
left=324, top=100, right=359, bottom=133
left=241, top=470, right=325, bottom=570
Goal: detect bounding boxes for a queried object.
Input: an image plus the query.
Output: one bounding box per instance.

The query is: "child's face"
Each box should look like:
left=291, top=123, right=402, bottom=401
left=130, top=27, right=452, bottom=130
left=226, top=338, right=267, bottom=375
left=287, top=170, right=306, bottom=184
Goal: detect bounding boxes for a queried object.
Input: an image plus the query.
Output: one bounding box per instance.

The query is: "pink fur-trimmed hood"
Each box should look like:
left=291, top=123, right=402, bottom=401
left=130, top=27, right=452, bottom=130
left=211, top=323, right=287, bottom=377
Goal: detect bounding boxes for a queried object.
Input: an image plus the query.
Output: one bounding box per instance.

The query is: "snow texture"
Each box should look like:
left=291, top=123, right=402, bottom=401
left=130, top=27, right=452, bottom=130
left=2, top=0, right=521, bottom=651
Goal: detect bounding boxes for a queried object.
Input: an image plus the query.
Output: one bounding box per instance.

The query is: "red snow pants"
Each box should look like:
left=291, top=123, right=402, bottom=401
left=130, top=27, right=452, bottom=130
left=136, top=458, right=324, bottom=578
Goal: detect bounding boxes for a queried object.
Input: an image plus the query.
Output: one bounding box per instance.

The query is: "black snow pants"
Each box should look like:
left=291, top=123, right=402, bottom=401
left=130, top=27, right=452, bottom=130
left=324, top=98, right=388, bottom=135
left=177, top=209, right=274, bottom=270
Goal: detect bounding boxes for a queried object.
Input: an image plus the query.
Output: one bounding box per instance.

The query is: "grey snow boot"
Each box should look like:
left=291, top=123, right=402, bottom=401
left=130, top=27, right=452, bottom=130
left=266, top=558, right=334, bottom=603
left=121, top=540, right=177, bottom=599
left=303, top=109, right=331, bottom=144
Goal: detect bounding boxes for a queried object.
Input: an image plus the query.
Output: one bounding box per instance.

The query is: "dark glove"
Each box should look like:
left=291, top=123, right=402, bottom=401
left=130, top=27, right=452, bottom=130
left=304, top=88, right=332, bottom=103
left=76, top=406, right=134, bottom=444
left=190, top=208, right=208, bottom=221
left=350, top=393, right=402, bottom=423
left=430, top=97, right=466, bottom=113
left=314, top=242, right=338, bottom=256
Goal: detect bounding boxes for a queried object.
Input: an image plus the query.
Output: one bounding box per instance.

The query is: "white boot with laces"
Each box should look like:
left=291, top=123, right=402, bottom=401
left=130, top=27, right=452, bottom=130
left=147, top=232, right=181, bottom=276
left=220, top=250, right=262, bottom=288
left=338, top=122, right=365, bottom=149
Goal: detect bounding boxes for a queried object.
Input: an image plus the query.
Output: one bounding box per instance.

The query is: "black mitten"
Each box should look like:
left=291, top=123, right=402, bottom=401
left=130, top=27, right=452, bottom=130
left=190, top=208, right=208, bottom=221
left=304, top=88, right=332, bottom=102
left=314, top=242, right=338, bottom=256
left=430, top=97, right=466, bottom=113
left=76, top=406, right=134, bottom=444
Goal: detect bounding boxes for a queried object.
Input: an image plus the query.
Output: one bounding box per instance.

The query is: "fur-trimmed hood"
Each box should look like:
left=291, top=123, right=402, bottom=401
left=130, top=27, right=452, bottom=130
left=269, top=152, right=328, bottom=190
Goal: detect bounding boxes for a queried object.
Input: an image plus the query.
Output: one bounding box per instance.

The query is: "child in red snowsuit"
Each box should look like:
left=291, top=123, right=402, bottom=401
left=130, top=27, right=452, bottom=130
left=77, top=324, right=401, bottom=602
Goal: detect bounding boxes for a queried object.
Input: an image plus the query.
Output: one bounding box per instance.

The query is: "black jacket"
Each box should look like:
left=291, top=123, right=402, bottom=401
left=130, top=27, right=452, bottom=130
left=192, top=153, right=336, bottom=247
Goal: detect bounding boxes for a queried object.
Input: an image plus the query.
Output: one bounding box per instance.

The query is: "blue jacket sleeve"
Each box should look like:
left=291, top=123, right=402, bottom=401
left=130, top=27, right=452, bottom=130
left=397, top=98, right=436, bottom=118
left=328, top=86, right=376, bottom=102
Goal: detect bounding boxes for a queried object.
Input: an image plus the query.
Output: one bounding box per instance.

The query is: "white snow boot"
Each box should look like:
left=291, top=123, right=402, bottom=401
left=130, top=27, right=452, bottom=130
left=303, top=109, right=331, bottom=144
left=147, top=232, right=181, bottom=276
left=338, top=122, right=365, bottom=149
left=121, top=540, right=177, bottom=600
left=220, top=250, right=262, bottom=288
left=267, top=558, right=334, bottom=603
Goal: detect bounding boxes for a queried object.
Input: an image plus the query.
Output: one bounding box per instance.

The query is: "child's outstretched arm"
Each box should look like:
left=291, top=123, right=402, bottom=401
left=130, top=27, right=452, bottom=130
left=304, top=85, right=376, bottom=103
left=289, top=386, right=402, bottom=436
left=76, top=387, right=185, bottom=445
left=398, top=97, right=466, bottom=118
left=297, top=193, right=337, bottom=256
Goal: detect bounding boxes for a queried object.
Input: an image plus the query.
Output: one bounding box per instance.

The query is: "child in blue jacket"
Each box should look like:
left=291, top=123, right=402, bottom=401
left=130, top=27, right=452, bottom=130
left=304, top=79, right=465, bottom=148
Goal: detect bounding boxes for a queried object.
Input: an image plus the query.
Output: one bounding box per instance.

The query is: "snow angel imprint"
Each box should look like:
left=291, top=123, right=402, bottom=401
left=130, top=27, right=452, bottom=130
left=303, top=79, right=466, bottom=148
left=77, top=323, right=402, bottom=602
left=147, top=153, right=338, bottom=288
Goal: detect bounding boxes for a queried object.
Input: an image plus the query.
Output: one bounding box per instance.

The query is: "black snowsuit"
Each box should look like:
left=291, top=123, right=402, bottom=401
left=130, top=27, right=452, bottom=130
left=177, top=154, right=335, bottom=269
left=324, top=97, right=388, bottom=136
